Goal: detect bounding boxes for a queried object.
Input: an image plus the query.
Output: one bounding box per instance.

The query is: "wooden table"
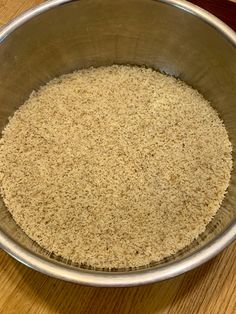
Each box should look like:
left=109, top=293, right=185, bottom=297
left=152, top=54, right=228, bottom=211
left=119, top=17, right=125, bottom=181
left=0, top=1, right=235, bottom=313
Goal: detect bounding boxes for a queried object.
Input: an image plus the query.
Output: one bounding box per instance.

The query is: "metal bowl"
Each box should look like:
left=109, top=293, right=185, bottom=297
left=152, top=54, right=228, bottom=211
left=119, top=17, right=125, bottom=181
left=0, top=0, right=235, bottom=287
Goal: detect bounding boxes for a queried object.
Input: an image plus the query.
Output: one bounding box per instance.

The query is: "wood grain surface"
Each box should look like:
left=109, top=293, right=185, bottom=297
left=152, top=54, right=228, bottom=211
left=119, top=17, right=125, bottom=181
left=0, top=1, right=235, bottom=313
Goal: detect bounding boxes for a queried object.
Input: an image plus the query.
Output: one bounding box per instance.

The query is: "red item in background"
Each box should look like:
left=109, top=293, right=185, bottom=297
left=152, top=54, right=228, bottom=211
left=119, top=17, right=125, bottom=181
left=189, top=0, right=236, bottom=31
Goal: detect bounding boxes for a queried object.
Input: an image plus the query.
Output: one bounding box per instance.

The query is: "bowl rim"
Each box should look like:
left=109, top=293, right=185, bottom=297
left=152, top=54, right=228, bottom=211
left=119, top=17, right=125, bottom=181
left=0, top=0, right=235, bottom=287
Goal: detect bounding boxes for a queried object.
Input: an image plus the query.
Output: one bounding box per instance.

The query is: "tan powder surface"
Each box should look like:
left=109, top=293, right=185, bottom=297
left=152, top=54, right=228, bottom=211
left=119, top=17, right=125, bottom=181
left=0, top=65, right=232, bottom=269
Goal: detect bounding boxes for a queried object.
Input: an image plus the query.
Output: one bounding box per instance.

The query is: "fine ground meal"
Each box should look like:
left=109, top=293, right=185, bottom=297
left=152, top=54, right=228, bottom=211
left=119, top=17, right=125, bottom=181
left=0, top=65, right=232, bottom=269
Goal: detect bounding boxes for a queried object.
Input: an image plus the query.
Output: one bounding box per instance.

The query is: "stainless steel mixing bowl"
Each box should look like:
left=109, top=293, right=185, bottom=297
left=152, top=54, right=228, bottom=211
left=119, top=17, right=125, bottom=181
left=0, top=0, right=235, bottom=287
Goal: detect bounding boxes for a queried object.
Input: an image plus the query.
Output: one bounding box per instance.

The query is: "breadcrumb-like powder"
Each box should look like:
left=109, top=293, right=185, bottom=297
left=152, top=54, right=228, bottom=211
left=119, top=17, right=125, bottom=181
left=0, top=65, right=232, bottom=268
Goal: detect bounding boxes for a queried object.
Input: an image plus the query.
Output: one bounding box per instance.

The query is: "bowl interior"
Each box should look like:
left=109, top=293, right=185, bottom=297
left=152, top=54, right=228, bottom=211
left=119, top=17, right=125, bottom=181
left=0, top=0, right=235, bottom=272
